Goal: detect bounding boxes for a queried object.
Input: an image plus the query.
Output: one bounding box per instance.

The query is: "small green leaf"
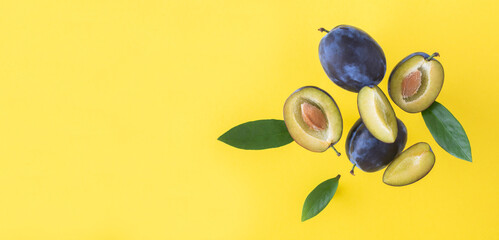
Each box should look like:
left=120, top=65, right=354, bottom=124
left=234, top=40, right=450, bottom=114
left=218, top=119, right=293, bottom=150
left=422, top=102, right=472, bottom=162
left=302, top=175, right=340, bottom=222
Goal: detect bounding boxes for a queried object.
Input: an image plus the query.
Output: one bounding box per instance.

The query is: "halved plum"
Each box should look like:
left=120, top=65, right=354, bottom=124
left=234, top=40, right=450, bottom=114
left=283, top=86, right=342, bottom=152
left=358, top=85, right=398, bottom=143
left=383, top=142, right=435, bottom=186
left=388, top=52, right=444, bottom=113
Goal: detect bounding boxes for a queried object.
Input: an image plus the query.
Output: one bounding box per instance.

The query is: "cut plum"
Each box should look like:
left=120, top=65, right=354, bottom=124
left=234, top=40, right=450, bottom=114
left=358, top=85, right=398, bottom=143
left=283, top=86, right=342, bottom=152
left=388, top=52, right=444, bottom=113
left=383, top=142, right=435, bottom=186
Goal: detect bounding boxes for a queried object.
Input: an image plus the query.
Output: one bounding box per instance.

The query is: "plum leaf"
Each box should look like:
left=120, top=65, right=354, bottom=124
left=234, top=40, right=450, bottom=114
left=218, top=119, right=293, bottom=150
left=302, top=175, right=340, bottom=222
left=422, top=102, right=472, bottom=162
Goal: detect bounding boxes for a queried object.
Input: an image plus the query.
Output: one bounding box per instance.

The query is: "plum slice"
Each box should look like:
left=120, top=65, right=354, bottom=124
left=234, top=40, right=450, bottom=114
left=283, top=86, right=342, bottom=152
left=358, top=85, right=398, bottom=143
left=383, top=142, right=435, bottom=186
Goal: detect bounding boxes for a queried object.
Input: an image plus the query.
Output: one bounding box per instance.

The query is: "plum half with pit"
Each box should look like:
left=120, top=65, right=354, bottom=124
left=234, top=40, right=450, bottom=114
left=346, top=118, right=407, bottom=174
left=283, top=86, right=343, bottom=153
left=388, top=52, right=444, bottom=113
left=318, top=25, right=386, bottom=92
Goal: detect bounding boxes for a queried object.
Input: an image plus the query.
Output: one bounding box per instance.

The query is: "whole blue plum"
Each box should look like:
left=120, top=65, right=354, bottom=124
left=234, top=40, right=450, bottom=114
left=345, top=118, right=407, bottom=173
left=319, top=25, right=386, bottom=92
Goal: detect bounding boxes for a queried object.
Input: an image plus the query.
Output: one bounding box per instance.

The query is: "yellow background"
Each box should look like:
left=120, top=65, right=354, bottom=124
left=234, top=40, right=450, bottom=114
left=0, top=0, right=497, bottom=239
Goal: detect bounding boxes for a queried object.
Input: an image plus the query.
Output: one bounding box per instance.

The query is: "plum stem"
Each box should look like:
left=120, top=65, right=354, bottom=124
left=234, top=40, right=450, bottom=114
left=318, top=28, right=329, bottom=33
left=330, top=145, right=341, bottom=156
left=350, top=164, right=356, bottom=176
left=426, top=52, right=440, bottom=61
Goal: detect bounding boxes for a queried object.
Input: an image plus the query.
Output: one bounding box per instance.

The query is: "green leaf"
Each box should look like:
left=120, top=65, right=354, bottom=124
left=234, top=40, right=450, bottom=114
left=301, top=175, right=340, bottom=222
left=422, top=101, right=472, bottom=162
left=218, top=119, right=293, bottom=150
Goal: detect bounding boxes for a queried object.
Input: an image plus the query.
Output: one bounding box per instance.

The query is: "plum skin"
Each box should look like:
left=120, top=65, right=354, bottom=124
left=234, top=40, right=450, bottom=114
left=319, top=25, right=386, bottom=92
left=388, top=52, right=432, bottom=73
left=345, top=118, right=407, bottom=172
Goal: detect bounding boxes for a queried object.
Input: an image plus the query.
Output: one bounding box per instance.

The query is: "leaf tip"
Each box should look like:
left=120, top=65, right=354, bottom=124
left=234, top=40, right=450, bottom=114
left=458, top=149, right=472, bottom=162
left=217, top=134, right=226, bottom=143
left=301, top=212, right=312, bottom=222
left=467, top=151, right=473, bottom=162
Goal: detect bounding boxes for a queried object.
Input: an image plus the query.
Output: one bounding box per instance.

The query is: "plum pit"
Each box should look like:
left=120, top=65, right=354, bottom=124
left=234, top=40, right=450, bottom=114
left=402, top=70, right=422, bottom=99
left=301, top=102, right=327, bottom=131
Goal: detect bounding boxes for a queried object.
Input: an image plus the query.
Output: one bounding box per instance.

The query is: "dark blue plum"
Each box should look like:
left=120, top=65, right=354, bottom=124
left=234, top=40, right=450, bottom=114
left=319, top=25, right=386, bottom=92
left=345, top=118, right=407, bottom=172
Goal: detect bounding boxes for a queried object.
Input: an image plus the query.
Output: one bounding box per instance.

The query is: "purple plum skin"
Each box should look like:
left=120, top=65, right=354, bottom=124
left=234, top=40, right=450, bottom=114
left=319, top=25, right=386, bottom=92
left=345, top=118, right=407, bottom=172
